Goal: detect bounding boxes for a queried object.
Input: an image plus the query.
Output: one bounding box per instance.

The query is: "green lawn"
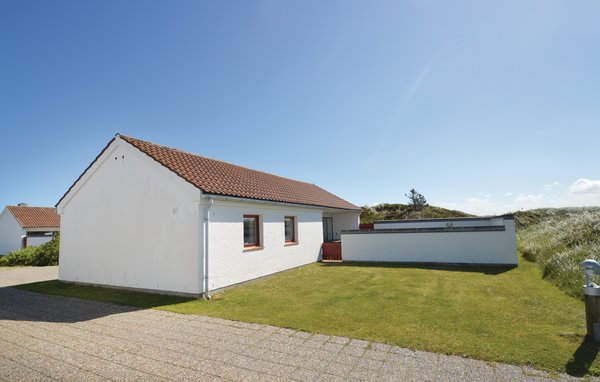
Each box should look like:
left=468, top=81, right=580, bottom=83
left=17, top=256, right=600, bottom=376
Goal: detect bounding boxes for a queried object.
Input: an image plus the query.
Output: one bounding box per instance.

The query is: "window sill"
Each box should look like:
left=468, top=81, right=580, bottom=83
left=243, top=246, right=264, bottom=252
left=284, top=242, right=298, bottom=246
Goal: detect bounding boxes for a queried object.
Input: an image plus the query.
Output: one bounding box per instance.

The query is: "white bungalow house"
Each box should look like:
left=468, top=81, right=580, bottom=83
left=0, top=205, right=60, bottom=255
left=57, top=134, right=360, bottom=297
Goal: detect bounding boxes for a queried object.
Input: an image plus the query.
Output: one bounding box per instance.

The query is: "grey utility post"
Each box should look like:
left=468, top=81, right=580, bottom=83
left=582, top=259, right=600, bottom=342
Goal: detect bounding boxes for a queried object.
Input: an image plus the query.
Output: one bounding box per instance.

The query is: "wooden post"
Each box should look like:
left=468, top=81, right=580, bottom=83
left=585, top=293, right=600, bottom=341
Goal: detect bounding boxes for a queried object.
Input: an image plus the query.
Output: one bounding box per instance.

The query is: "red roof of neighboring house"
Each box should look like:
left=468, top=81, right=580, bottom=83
left=116, top=135, right=360, bottom=211
left=6, top=206, right=60, bottom=229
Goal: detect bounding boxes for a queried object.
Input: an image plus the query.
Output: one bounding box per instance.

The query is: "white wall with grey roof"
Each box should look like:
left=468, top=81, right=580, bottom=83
left=342, top=217, right=517, bottom=265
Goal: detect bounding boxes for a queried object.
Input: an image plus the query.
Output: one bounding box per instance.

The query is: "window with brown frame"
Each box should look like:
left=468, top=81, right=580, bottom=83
left=243, top=215, right=260, bottom=247
left=284, top=216, right=296, bottom=244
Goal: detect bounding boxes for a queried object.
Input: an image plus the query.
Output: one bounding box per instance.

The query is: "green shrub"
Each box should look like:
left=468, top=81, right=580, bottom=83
left=0, top=233, right=60, bottom=266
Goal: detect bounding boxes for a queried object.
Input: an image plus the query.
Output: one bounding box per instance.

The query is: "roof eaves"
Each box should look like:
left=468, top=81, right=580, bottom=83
left=204, top=192, right=362, bottom=212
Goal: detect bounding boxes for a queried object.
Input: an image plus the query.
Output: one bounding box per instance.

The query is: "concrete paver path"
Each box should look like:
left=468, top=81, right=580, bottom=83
left=0, top=267, right=592, bottom=381
left=0, top=265, right=58, bottom=287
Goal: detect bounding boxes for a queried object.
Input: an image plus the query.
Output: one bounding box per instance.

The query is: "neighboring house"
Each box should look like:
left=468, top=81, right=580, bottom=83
left=0, top=205, right=60, bottom=255
left=57, top=134, right=360, bottom=296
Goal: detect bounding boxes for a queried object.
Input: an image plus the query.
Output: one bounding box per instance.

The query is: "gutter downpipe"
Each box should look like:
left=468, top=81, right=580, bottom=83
left=202, top=198, right=214, bottom=300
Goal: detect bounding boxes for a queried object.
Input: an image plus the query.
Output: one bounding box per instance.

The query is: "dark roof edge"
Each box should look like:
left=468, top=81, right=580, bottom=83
left=55, top=137, right=117, bottom=208
left=374, top=214, right=514, bottom=224
left=204, top=193, right=362, bottom=212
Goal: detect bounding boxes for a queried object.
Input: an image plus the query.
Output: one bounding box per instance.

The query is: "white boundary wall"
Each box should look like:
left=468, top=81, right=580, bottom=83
left=342, top=217, right=517, bottom=265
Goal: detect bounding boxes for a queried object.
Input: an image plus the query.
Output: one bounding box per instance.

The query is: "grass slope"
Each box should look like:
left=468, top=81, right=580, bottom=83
left=19, top=256, right=596, bottom=375
left=360, top=203, right=473, bottom=223
left=516, top=207, right=600, bottom=298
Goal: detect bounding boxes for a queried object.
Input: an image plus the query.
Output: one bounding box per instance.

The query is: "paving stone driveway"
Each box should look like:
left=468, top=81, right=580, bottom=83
left=0, top=266, right=58, bottom=287
left=0, top=268, right=592, bottom=381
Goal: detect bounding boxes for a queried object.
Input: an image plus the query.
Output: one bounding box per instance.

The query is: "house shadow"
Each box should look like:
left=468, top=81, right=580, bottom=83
left=320, top=261, right=515, bottom=275
left=0, top=282, right=194, bottom=324
left=565, top=337, right=600, bottom=377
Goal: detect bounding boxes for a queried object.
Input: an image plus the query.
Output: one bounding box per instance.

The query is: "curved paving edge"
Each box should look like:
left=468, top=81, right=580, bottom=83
left=0, top=267, right=594, bottom=382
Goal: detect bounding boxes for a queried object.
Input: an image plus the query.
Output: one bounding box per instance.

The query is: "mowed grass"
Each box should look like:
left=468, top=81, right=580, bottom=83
left=18, top=256, right=599, bottom=376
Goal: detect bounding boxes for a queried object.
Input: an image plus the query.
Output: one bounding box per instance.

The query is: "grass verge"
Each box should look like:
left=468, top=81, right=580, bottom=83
left=17, top=256, right=597, bottom=376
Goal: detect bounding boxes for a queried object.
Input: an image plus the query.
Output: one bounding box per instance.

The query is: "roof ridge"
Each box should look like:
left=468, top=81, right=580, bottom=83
left=61, top=134, right=362, bottom=211
left=117, top=134, right=320, bottom=188
left=7, top=205, right=56, bottom=209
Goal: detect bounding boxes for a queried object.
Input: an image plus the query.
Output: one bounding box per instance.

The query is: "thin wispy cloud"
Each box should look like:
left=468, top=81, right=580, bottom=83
left=364, top=59, right=434, bottom=166
left=543, top=182, right=559, bottom=190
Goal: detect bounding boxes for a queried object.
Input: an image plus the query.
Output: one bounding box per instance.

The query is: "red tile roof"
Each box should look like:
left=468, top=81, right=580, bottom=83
left=6, top=206, right=60, bottom=229
left=118, top=135, right=360, bottom=211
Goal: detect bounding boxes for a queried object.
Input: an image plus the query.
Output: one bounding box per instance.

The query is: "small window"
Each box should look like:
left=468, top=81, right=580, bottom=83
left=284, top=216, right=296, bottom=243
left=244, top=215, right=260, bottom=247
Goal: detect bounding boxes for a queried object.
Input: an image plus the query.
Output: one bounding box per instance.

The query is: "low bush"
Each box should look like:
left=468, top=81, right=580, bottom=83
left=0, top=233, right=60, bottom=266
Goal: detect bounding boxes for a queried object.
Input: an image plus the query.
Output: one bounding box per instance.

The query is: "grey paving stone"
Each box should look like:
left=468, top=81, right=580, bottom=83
left=356, top=356, right=385, bottom=371
left=347, top=368, right=384, bottom=382
left=328, top=335, right=351, bottom=345
left=290, top=367, right=323, bottom=382
left=291, top=331, right=312, bottom=339
left=406, top=361, right=438, bottom=382
left=363, top=349, right=389, bottom=361
left=340, top=345, right=367, bottom=357
left=176, top=369, right=228, bottom=382
left=333, top=352, right=362, bottom=366
left=348, top=338, right=371, bottom=348
left=324, top=361, right=355, bottom=377
left=302, top=334, right=330, bottom=349
left=317, top=373, right=346, bottom=382
left=0, top=284, right=592, bottom=382
left=110, top=352, right=186, bottom=379
left=494, top=362, right=523, bottom=382
left=298, top=356, right=333, bottom=372
left=0, top=356, right=53, bottom=382
left=320, top=342, right=345, bottom=354
left=437, top=354, right=469, bottom=377
left=371, top=342, right=392, bottom=352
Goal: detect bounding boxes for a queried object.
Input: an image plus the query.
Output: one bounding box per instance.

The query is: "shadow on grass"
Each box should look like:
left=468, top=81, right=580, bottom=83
left=2, top=280, right=195, bottom=323
left=565, top=337, right=600, bottom=377
left=320, top=261, right=515, bottom=275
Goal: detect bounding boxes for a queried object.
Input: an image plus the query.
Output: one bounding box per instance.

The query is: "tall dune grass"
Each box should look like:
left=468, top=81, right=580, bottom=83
left=516, top=208, right=600, bottom=298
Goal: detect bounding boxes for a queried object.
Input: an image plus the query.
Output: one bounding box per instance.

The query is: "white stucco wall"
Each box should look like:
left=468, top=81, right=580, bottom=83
left=342, top=218, right=517, bottom=265
left=0, top=209, right=25, bottom=255
left=26, top=232, right=56, bottom=248
left=207, top=200, right=324, bottom=290
left=58, top=138, right=203, bottom=295
left=323, top=211, right=360, bottom=241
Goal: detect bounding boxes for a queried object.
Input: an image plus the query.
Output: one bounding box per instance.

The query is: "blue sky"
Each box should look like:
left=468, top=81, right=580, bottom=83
left=1, top=0, right=599, bottom=215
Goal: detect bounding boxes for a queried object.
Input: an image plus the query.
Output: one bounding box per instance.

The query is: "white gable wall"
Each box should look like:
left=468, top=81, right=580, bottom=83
left=208, top=199, right=324, bottom=290
left=0, top=209, right=25, bottom=255
left=58, top=138, right=203, bottom=295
